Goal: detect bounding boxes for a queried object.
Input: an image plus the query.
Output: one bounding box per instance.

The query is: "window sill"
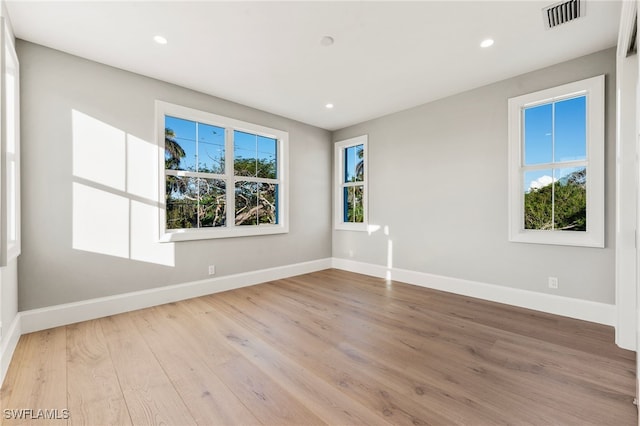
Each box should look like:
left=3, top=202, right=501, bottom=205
left=160, top=224, right=289, bottom=242
left=509, top=229, right=604, bottom=248
left=335, top=222, right=369, bottom=232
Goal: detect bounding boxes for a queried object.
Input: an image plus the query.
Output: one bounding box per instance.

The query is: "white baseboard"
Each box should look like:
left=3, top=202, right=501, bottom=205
left=0, top=257, right=331, bottom=387
left=0, top=314, right=21, bottom=386
left=331, top=257, right=617, bottom=327
left=0, top=255, right=623, bottom=388
left=20, top=258, right=332, bottom=334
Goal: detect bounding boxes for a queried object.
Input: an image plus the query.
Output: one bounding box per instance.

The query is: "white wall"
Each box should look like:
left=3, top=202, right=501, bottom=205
left=17, top=40, right=332, bottom=311
left=615, top=0, right=638, bottom=351
left=332, top=48, right=617, bottom=305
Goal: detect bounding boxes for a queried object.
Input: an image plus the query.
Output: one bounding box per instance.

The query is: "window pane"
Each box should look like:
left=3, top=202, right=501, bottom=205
left=554, top=167, right=586, bottom=231
left=165, top=116, right=196, bottom=171
left=166, top=175, right=198, bottom=229
left=343, top=185, right=364, bottom=223
left=523, top=104, right=553, bottom=166
left=523, top=169, right=553, bottom=230
left=197, top=178, right=226, bottom=228
left=345, top=144, right=364, bottom=182
left=235, top=181, right=258, bottom=225
left=555, top=96, right=586, bottom=162
left=234, top=130, right=257, bottom=177
left=257, top=183, right=278, bottom=224
left=197, top=123, right=225, bottom=174
left=257, top=136, right=277, bottom=179
left=235, top=182, right=278, bottom=225
left=8, top=160, right=15, bottom=241
left=166, top=176, right=226, bottom=229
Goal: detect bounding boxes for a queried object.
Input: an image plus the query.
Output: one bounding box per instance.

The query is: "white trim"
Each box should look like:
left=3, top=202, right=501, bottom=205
left=617, top=0, right=637, bottom=59
left=331, top=257, right=618, bottom=330
left=334, top=135, right=368, bottom=231
left=156, top=100, right=289, bottom=241
left=507, top=75, right=605, bottom=248
left=18, top=258, right=330, bottom=334
left=0, top=17, right=19, bottom=265
left=0, top=256, right=627, bottom=388
left=0, top=314, right=21, bottom=387
left=614, top=0, right=638, bottom=352
left=0, top=258, right=330, bottom=387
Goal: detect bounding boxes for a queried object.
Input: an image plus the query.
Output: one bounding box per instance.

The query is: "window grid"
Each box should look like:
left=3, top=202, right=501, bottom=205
left=157, top=101, right=288, bottom=241
left=507, top=75, right=604, bottom=247
left=520, top=96, right=588, bottom=231
left=335, top=135, right=368, bottom=231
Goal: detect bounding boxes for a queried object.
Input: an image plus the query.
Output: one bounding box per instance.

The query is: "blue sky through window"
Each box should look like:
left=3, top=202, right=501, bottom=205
left=523, top=95, right=586, bottom=192
left=165, top=115, right=225, bottom=173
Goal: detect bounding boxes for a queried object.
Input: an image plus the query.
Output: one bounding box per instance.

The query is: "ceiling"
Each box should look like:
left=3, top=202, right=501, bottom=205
left=6, top=1, right=622, bottom=131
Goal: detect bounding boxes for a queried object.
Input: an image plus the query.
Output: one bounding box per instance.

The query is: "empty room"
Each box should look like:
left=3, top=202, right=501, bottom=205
left=0, top=0, right=638, bottom=424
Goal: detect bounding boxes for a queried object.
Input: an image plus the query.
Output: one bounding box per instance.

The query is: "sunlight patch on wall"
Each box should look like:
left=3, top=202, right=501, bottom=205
left=127, top=134, right=158, bottom=200
left=71, top=110, right=175, bottom=267
left=72, top=110, right=125, bottom=191
left=72, top=182, right=129, bottom=259
left=130, top=201, right=174, bottom=266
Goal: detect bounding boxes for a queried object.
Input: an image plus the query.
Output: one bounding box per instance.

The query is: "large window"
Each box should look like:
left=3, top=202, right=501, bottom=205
left=0, top=17, right=20, bottom=265
left=157, top=102, right=288, bottom=241
left=334, top=135, right=368, bottom=231
left=507, top=75, right=604, bottom=247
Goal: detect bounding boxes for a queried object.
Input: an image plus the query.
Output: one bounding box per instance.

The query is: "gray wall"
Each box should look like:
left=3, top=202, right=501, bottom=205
left=332, top=48, right=617, bottom=304
left=18, top=40, right=332, bottom=311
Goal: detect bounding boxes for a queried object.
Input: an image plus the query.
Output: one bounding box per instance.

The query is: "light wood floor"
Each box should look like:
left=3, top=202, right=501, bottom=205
left=0, top=269, right=636, bottom=425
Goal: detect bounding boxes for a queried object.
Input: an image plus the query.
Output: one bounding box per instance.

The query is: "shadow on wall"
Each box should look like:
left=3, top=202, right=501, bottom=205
left=71, top=109, right=175, bottom=267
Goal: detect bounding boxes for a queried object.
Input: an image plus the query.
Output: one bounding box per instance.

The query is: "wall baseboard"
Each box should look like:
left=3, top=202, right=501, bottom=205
left=19, top=258, right=332, bottom=334
left=0, top=255, right=625, bottom=387
left=0, top=257, right=331, bottom=386
left=0, top=314, right=21, bottom=386
left=331, top=257, right=617, bottom=329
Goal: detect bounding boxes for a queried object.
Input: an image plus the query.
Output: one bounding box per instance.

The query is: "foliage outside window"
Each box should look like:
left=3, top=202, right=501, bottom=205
left=157, top=102, right=288, bottom=241
left=335, top=135, right=368, bottom=231
left=507, top=75, right=604, bottom=247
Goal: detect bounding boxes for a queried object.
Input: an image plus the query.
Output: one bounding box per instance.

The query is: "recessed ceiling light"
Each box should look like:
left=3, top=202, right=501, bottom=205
left=154, top=35, right=168, bottom=45
left=480, top=38, right=494, bottom=48
left=325, top=103, right=334, bottom=109
left=320, top=36, right=334, bottom=47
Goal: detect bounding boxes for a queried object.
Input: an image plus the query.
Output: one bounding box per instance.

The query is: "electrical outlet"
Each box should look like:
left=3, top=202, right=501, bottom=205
left=548, top=276, right=559, bottom=289
left=208, top=265, right=216, bottom=275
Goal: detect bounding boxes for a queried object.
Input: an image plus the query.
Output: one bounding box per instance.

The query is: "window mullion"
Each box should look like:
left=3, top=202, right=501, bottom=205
left=226, top=128, right=235, bottom=228
left=551, top=101, right=556, bottom=230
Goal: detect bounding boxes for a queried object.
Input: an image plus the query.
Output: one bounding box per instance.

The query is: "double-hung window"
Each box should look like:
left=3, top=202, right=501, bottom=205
left=334, top=135, right=368, bottom=231
left=507, top=75, right=604, bottom=247
left=157, top=101, right=288, bottom=241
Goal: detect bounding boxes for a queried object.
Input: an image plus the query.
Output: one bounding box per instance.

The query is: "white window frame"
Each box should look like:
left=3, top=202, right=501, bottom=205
left=334, top=135, right=368, bottom=231
left=156, top=101, right=289, bottom=242
left=507, top=75, right=605, bottom=248
left=0, top=18, right=20, bottom=265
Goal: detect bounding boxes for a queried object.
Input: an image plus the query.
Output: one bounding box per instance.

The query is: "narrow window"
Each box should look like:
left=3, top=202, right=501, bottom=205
left=335, top=135, right=368, bottom=231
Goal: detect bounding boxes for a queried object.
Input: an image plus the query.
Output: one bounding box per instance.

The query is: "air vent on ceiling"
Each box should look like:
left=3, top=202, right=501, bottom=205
left=543, top=0, right=585, bottom=29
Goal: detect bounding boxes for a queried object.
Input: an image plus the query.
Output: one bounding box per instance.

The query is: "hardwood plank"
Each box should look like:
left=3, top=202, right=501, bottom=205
left=1, top=328, right=67, bottom=426
left=182, top=296, right=394, bottom=426
left=66, top=320, right=131, bottom=426
left=130, top=304, right=262, bottom=425
left=205, top=291, right=459, bottom=425
left=99, top=314, right=196, bottom=426
left=215, top=356, right=326, bottom=425
left=1, top=269, right=635, bottom=425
